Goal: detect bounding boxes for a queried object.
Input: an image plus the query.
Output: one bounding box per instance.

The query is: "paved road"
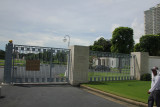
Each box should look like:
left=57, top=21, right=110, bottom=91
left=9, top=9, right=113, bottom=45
left=0, top=85, right=127, bottom=107
left=0, top=68, right=4, bottom=82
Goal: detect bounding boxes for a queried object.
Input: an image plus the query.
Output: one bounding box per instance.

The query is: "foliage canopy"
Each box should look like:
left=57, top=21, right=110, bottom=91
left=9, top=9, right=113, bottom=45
left=90, top=37, right=111, bottom=52
left=134, top=43, right=140, bottom=52
left=111, top=27, right=134, bottom=54
left=0, top=49, right=5, bottom=59
left=139, top=34, right=160, bottom=56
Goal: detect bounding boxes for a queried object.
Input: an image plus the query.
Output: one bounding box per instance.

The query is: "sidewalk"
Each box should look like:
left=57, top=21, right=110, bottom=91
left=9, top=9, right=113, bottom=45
left=80, top=85, right=149, bottom=107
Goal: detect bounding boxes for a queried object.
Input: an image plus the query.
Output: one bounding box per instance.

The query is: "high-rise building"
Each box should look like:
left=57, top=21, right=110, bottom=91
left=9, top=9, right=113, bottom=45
left=144, top=3, right=160, bottom=35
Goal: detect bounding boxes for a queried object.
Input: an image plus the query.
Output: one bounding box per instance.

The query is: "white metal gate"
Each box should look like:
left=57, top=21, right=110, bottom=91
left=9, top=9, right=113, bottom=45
left=5, top=44, right=70, bottom=84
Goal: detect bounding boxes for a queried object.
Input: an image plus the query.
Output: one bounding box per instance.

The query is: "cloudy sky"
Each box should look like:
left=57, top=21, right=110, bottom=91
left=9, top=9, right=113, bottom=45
left=0, top=0, right=159, bottom=50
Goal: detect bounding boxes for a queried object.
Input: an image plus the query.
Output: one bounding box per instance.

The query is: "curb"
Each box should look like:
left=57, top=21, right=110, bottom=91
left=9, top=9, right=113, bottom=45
left=80, top=85, right=148, bottom=107
left=12, top=82, right=69, bottom=85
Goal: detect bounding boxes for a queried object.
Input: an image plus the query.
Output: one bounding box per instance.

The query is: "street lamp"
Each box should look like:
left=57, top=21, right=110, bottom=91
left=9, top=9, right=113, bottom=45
left=63, top=35, right=70, bottom=47
left=63, top=35, right=70, bottom=78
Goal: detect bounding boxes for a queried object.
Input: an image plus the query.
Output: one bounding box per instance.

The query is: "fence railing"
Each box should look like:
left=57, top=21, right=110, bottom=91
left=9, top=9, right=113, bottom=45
left=11, top=44, right=70, bottom=83
left=88, top=51, right=135, bottom=82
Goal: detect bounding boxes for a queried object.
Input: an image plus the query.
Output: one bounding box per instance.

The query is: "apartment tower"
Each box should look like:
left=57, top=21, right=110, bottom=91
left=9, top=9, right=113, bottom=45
left=144, top=4, right=160, bottom=35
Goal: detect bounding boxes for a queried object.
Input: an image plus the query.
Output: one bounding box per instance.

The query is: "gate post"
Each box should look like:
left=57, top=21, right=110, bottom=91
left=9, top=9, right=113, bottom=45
left=131, top=52, right=149, bottom=80
left=4, top=41, right=13, bottom=83
left=69, top=45, right=89, bottom=86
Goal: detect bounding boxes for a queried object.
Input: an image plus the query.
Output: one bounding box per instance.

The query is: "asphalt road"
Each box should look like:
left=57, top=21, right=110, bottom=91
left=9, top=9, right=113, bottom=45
left=0, top=68, right=4, bottom=82
left=0, top=85, right=127, bottom=107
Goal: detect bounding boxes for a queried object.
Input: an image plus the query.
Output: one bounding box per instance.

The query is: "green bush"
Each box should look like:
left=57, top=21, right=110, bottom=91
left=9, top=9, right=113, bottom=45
left=140, top=73, right=151, bottom=81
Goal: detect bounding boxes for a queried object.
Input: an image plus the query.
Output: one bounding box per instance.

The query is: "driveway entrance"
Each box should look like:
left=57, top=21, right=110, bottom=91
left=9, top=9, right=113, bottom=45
left=0, top=85, right=128, bottom=107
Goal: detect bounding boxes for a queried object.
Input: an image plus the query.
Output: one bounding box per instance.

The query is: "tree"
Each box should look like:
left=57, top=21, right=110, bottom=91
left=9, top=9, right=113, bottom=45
left=111, top=27, right=134, bottom=54
left=111, top=27, right=134, bottom=73
left=56, top=51, right=67, bottom=64
left=134, top=43, right=141, bottom=52
left=139, top=34, right=160, bottom=56
left=0, top=49, right=5, bottom=59
left=90, top=37, right=111, bottom=52
left=90, top=45, right=103, bottom=51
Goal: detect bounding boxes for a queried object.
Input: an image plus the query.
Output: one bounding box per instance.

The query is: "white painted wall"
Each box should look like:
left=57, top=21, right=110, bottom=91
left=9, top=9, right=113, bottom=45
left=131, top=52, right=160, bottom=80
left=93, top=57, right=130, bottom=68
left=148, top=56, right=160, bottom=73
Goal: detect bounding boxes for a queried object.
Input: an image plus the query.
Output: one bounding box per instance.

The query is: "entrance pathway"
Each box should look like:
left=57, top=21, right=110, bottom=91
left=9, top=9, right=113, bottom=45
left=0, top=85, right=132, bottom=107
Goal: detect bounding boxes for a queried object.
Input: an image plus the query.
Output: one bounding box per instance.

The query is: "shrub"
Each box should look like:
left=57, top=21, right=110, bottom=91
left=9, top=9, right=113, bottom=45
left=140, top=73, right=151, bottom=81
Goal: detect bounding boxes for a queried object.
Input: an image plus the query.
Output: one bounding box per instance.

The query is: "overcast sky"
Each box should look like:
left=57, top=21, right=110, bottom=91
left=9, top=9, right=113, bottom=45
left=0, top=0, right=159, bottom=50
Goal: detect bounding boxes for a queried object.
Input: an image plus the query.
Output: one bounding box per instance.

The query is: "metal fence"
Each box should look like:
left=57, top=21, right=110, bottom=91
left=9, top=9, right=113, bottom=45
left=89, top=51, right=135, bottom=82
left=11, top=45, right=70, bottom=83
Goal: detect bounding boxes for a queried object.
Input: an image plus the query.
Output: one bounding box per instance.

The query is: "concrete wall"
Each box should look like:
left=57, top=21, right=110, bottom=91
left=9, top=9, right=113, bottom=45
left=148, top=56, right=160, bottom=73
left=69, top=45, right=89, bottom=86
left=131, top=52, right=160, bottom=80
left=93, top=57, right=130, bottom=68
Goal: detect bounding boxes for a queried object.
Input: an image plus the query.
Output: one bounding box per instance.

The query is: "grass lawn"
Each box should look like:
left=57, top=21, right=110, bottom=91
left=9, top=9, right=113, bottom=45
left=59, top=73, right=65, bottom=77
left=0, top=60, right=4, bottom=62
left=83, top=80, right=151, bottom=103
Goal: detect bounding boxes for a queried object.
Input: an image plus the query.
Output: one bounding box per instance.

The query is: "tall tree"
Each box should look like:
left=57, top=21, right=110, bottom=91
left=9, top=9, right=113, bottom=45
left=111, top=27, right=134, bottom=54
left=140, top=34, right=160, bottom=56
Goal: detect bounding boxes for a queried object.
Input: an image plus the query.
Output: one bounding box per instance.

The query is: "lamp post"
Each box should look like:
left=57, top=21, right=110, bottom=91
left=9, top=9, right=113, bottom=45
left=63, top=35, right=70, bottom=48
left=63, top=35, right=70, bottom=78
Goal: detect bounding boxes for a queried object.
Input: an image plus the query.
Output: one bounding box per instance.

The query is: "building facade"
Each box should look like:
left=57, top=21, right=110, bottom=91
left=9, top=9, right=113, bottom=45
left=144, top=4, right=160, bottom=35
left=93, top=57, right=130, bottom=68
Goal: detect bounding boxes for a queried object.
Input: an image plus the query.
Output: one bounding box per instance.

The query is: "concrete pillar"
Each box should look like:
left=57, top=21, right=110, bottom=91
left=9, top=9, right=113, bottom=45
left=131, top=52, right=149, bottom=80
left=4, top=42, right=13, bottom=83
left=69, top=45, right=89, bottom=86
